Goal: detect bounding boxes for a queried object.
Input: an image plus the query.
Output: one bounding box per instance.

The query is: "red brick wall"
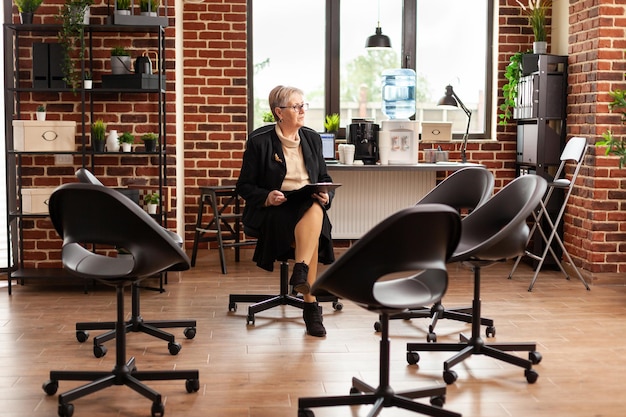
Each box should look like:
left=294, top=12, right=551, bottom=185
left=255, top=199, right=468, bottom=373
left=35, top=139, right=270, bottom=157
left=9, top=0, right=626, bottom=281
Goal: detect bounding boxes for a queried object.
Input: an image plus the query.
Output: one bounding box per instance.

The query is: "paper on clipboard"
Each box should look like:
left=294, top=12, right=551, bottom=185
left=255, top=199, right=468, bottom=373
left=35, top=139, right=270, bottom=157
left=284, top=182, right=342, bottom=199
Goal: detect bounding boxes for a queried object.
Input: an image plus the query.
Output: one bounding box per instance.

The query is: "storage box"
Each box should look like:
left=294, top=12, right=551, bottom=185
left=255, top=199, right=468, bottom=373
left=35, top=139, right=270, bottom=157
left=101, top=74, right=166, bottom=90
left=12, top=121, right=76, bottom=152
left=421, top=122, right=453, bottom=142
left=21, top=188, right=55, bottom=214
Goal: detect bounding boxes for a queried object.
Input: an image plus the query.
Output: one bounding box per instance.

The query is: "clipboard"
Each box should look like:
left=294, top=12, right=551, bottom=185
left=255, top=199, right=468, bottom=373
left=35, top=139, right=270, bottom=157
left=284, top=182, right=342, bottom=199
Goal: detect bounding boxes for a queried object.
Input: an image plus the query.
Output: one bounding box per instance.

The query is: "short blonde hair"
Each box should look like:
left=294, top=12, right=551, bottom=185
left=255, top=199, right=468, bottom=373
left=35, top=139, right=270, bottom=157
left=269, top=85, right=304, bottom=120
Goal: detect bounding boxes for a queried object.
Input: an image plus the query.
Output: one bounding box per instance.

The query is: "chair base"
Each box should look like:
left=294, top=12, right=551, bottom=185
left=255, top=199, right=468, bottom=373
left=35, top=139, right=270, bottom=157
left=76, top=283, right=196, bottom=357
left=44, top=285, right=199, bottom=417
left=406, top=265, right=541, bottom=385
left=298, top=314, right=461, bottom=417
left=229, top=261, right=343, bottom=325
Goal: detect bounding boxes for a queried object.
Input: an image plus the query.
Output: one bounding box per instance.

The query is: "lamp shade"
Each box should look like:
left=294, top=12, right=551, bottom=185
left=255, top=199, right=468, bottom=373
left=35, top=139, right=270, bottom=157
left=437, top=85, right=458, bottom=107
left=366, top=26, right=391, bottom=48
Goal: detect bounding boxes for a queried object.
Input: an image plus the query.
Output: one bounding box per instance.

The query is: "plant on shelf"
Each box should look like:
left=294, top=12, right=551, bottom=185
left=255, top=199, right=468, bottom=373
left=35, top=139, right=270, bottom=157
left=596, top=88, right=626, bottom=168
left=116, top=0, right=131, bottom=12
left=140, top=0, right=159, bottom=14
left=324, top=113, right=340, bottom=133
left=117, top=131, right=134, bottom=152
left=111, top=46, right=131, bottom=74
left=57, top=0, right=93, bottom=91
left=36, top=104, right=46, bottom=121
left=91, top=119, right=106, bottom=151
left=15, top=0, right=44, bottom=23
left=141, top=132, right=158, bottom=152
left=499, top=50, right=527, bottom=126
left=516, top=0, right=551, bottom=43
left=144, top=192, right=160, bottom=214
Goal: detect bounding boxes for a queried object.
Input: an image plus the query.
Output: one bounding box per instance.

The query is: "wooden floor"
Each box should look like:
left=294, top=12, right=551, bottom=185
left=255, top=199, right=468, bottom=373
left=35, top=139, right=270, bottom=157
left=1, top=247, right=625, bottom=417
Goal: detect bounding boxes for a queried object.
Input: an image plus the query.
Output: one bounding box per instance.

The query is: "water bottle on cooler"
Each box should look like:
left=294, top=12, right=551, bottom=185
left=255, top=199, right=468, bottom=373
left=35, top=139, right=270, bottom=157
left=381, top=68, right=416, bottom=120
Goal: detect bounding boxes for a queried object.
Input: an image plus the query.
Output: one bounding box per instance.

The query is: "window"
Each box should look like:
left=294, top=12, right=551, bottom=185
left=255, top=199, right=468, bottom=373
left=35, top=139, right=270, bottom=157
left=249, top=0, right=493, bottom=139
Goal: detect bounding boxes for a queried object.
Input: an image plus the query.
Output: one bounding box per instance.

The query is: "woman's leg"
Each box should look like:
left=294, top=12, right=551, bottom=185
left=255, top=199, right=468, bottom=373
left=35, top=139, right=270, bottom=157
left=294, top=203, right=323, bottom=303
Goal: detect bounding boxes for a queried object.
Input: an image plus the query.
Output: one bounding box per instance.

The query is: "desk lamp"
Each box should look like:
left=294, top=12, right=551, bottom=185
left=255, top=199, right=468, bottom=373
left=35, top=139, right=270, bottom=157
left=438, top=85, right=471, bottom=163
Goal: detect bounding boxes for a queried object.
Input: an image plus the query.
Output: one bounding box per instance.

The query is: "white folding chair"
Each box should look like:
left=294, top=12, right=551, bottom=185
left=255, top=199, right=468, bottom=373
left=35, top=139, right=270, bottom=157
left=509, top=136, right=591, bottom=292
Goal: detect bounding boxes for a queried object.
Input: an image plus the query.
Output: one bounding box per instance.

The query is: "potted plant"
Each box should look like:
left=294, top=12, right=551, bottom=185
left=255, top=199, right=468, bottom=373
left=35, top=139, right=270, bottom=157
left=36, top=104, right=46, bottom=121
left=516, top=0, right=551, bottom=54
left=144, top=192, right=159, bottom=214
left=141, top=132, right=158, bottom=152
left=83, top=70, right=92, bottom=89
left=262, top=111, right=275, bottom=125
left=116, top=0, right=131, bottom=15
left=324, top=113, right=340, bottom=133
left=91, top=119, right=106, bottom=152
left=57, top=0, right=93, bottom=91
left=596, top=89, right=626, bottom=167
left=117, top=131, right=134, bottom=152
left=111, top=46, right=131, bottom=75
left=498, top=50, right=526, bottom=126
left=15, top=0, right=44, bottom=24
left=140, top=0, right=159, bottom=16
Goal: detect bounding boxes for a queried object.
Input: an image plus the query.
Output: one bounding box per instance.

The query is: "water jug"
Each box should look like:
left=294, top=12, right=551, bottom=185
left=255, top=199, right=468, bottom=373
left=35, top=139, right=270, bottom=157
left=381, top=68, right=416, bottom=120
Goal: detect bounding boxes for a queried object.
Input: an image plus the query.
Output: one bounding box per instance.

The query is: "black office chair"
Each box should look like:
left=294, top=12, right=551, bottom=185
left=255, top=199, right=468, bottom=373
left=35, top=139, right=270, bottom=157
left=381, top=167, right=495, bottom=342
left=74, top=168, right=196, bottom=358
left=42, top=183, right=199, bottom=417
left=298, top=204, right=462, bottom=417
left=228, top=226, right=342, bottom=325
left=406, top=175, right=547, bottom=385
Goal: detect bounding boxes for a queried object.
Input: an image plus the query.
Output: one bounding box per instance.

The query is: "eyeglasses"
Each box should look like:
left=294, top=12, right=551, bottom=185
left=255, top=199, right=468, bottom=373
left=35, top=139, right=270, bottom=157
left=279, top=103, right=309, bottom=112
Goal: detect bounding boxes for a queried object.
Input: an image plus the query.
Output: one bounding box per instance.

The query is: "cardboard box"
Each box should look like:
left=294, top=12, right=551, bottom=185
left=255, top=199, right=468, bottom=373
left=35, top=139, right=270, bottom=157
left=13, top=121, right=76, bottom=152
left=421, top=122, right=453, bottom=142
left=21, top=188, right=55, bottom=214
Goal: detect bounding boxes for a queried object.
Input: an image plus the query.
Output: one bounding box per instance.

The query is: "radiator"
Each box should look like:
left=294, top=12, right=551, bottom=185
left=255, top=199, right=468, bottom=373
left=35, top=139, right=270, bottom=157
left=327, top=169, right=436, bottom=239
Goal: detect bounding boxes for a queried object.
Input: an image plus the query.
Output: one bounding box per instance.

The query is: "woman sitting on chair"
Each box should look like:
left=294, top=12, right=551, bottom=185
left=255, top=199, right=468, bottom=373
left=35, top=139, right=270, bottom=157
left=236, top=85, right=335, bottom=337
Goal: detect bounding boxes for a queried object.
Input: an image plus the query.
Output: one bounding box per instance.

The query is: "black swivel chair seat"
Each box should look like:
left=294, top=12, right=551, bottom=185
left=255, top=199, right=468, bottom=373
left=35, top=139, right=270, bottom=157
left=298, top=204, right=462, bottom=417
left=406, top=174, right=547, bottom=385
left=383, top=166, right=495, bottom=342
left=73, top=168, right=196, bottom=358
left=42, top=183, right=199, bottom=417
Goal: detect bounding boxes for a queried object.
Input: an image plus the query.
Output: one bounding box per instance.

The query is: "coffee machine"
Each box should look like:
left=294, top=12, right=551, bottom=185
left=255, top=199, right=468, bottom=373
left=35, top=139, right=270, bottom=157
left=347, top=119, right=379, bottom=165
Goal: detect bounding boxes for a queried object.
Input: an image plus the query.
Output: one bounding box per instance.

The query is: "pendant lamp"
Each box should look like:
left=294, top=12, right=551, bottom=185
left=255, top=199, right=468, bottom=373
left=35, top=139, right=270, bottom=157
left=365, top=1, right=391, bottom=49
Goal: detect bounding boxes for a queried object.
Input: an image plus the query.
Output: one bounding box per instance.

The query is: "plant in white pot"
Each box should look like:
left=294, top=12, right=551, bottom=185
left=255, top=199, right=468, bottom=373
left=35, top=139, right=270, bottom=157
left=116, top=0, right=131, bottom=15
left=516, top=0, right=551, bottom=54
left=117, top=131, right=134, bottom=152
left=140, top=0, right=159, bottom=16
left=36, top=104, right=46, bottom=121
left=144, top=192, right=159, bottom=214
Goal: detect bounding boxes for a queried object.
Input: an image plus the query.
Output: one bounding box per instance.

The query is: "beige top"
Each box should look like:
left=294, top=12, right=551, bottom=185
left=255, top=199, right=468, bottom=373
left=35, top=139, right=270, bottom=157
left=276, top=126, right=310, bottom=191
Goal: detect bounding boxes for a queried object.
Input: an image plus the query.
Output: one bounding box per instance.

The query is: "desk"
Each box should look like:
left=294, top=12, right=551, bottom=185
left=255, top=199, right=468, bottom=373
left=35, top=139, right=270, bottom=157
left=327, top=163, right=482, bottom=239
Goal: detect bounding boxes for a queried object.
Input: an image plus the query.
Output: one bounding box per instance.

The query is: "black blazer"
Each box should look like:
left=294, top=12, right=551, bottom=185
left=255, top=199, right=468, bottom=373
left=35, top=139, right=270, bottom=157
left=236, top=125, right=334, bottom=230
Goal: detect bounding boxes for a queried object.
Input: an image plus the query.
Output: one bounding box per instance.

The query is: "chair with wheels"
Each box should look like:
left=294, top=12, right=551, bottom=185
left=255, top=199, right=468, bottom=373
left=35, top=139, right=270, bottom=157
left=508, top=136, right=591, bottom=291
left=74, top=168, right=196, bottom=358
left=228, top=226, right=342, bottom=325
left=406, top=174, right=547, bottom=385
left=382, top=166, right=495, bottom=342
left=298, top=204, right=462, bottom=417
left=42, top=183, right=200, bottom=417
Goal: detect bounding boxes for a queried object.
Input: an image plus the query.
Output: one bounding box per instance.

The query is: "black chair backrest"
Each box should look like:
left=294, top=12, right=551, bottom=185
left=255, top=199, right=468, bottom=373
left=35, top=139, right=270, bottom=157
left=75, top=167, right=104, bottom=186
left=49, top=183, right=189, bottom=280
left=311, top=204, right=461, bottom=310
left=416, top=167, right=494, bottom=212
left=451, top=174, right=547, bottom=262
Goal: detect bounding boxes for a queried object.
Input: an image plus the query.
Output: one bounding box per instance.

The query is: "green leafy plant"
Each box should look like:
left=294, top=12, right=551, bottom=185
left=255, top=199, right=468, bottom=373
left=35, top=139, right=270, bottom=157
left=144, top=192, right=160, bottom=205
left=84, top=70, right=92, bottom=80
left=262, top=111, right=275, bottom=123
left=116, top=0, right=131, bottom=10
left=117, top=131, right=135, bottom=144
left=324, top=113, right=340, bottom=132
left=140, top=0, right=159, bottom=13
left=15, top=0, right=44, bottom=13
left=57, top=0, right=93, bottom=91
left=91, top=119, right=106, bottom=141
left=499, top=51, right=526, bottom=126
left=596, top=89, right=626, bottom=167
left=516, top=0, right=551, bottom=42
left=141, top=132, right=158, bottom=143
left=37, top=104, right=45, bottom=112
left=111, top=46, right=130, bottom=56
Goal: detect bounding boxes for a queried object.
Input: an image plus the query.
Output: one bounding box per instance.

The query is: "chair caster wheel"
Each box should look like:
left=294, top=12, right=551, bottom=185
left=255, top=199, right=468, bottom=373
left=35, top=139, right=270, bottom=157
left=333, top=301, right=343, bottom=310
left=430, top=395, right=446, bottom=407
left=246, top=314, right=255, bottom=325
left=373, top=321, right=381, bottom=332
left=486, top=325, right=496, bottom=337
left=184, top=326, right=196, bottom=339
left=168, top=342, right=182, bottom=355
left=151, top=401, right=164, bottom=417
left=406, top=351, right=420, bottom=365
left=525, top=369, right=539, bottom=383
left=42, top=380, right=58, bottom=395
left=443, top=370, right=458, bottom=385
left=58, top=403, right=74, bottom=417
left=529, top=351, right=542, bottom=364
left=229, top=302, right=237, bottom=312
left=75, top=330, right=89, bottom=343
left=185, top=378, right=200, bottom=393
left=93, top=344, right=107, bottom=358
left=426, top=332, right=437, bottom=342
left=298, top=409, right=315, bottom=417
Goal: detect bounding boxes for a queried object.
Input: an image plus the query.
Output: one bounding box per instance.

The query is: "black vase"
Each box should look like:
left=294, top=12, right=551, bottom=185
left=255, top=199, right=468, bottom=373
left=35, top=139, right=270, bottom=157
left=143, top=139, right=157, bottom=153
left=20, top=12, right=34, bottom=24
left=93, top=140, right=105, bottom=152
